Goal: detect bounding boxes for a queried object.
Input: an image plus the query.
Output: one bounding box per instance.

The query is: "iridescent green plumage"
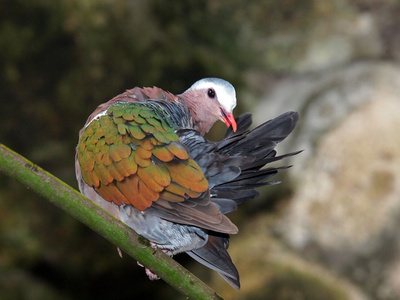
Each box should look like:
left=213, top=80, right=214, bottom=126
left=77, top=102, right=209, bottom=211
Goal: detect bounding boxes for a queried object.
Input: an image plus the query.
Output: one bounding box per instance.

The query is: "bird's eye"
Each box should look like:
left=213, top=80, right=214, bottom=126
left=207, top=88, right=216, bottom=99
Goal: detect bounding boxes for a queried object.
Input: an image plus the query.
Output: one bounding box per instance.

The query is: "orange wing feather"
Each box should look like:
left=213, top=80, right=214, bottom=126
left=77, top=101, right=209, bottom=211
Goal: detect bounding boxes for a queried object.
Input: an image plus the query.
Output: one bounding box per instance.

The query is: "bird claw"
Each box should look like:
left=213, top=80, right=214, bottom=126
left=149, top=242, right=173, bottom=257
left=116, top=247, right=123, bottom=258
left=149, top=241, right=158, bottom=254
left=145, top=268, right=160, bottom=281
left=137, top=261, right=144, bottom=268
left=136, top=243, right=173, bottom=281
left=137, top=262, right=160, bottom=281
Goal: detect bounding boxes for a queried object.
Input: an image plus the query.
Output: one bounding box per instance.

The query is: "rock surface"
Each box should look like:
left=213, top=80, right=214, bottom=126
left=211, top=216, right=369, bottom=300
left=250, top=62, right=400, bottom=299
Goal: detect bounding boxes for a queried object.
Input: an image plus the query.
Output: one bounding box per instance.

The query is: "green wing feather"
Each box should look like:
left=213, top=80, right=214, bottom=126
left=77, top=102, right=209, bottom=211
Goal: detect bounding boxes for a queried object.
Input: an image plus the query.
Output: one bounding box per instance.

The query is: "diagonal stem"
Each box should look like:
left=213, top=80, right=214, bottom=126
left=0, top=143, right=223, bottom=300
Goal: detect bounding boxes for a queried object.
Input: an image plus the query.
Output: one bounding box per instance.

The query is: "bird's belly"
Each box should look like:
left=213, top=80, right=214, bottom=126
left=119, top=205, right=208, bottom=254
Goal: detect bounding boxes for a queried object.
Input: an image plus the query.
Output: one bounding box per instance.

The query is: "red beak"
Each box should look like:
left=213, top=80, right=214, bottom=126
left=220, top=109, right=237, bottom=132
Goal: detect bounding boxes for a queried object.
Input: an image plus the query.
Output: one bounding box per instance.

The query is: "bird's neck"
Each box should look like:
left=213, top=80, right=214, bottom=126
left=179, top=90, right=220, bottom=135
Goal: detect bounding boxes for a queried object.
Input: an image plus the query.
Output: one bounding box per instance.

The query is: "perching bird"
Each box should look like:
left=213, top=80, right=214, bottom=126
left=75, top=78, right=299, bottom=289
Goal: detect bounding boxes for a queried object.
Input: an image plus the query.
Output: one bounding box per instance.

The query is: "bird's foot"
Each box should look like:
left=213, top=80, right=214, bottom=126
left=149, top=242, right=173, bottom=257
left=137, top=243, right=174, bottom=281
left=145, top=267, right=160, bottom=281
left=161, top=248, right=173, bottom=257
left=137, top=262, right=160, bottom=281
left=116, top=247, right=123, bottom=258
left=149, top=241, right=158, bottom=254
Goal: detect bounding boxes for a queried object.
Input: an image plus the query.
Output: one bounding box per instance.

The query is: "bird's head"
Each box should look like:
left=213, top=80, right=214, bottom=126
left=181, top=78, right=237, bottom=135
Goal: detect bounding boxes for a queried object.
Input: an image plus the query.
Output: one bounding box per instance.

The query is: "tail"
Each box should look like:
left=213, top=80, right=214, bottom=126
left=179, top=111, right=299, bottom=289
left=180, top=111, right=300, bottom=214
left=187, top=234, right=240, bottom=290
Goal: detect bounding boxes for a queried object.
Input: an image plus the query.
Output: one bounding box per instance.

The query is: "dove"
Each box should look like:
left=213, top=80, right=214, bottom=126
left=75, top=78, right=299, bottom=289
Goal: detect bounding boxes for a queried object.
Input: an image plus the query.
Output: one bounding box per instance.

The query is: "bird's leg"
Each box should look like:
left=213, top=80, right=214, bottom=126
left=150, top=241, right=158, bottom=254
left=138, top=242, right=174, bottom=281
left=145, top=267, right=160, bottom=281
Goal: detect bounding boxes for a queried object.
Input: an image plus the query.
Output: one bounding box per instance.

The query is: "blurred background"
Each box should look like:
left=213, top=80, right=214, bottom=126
left=1, top=0, right=400, bottom=299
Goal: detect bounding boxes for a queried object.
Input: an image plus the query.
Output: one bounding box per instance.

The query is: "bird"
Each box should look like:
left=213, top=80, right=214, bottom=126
left=75, top=78, right=299, bottom=289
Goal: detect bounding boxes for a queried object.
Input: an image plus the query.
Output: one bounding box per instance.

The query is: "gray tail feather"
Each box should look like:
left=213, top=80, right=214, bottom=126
left=180, top=111, right=300, bottom=215
left=187, top=234, right=240, bottom=289
left=180, top=112, right=300, bottom=289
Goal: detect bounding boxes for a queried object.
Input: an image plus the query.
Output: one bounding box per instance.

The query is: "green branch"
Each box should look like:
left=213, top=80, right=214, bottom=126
left=0, top=143, right=222, bottom=300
